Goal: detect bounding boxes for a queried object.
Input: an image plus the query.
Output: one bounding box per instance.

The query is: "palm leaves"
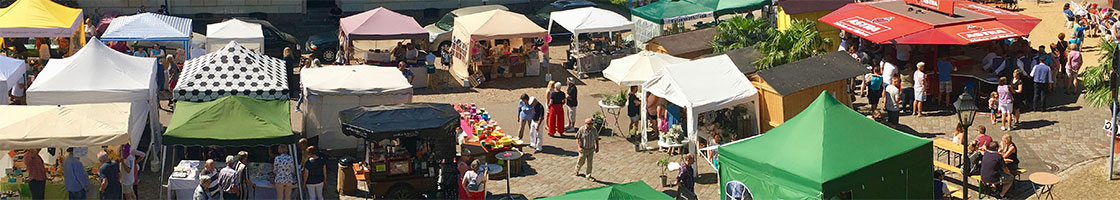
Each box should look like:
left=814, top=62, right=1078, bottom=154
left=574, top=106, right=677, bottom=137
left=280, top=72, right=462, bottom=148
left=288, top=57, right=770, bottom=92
left=1082, top=39, right=1116, bottom=107
left=710, top=16, right=831, bottom=70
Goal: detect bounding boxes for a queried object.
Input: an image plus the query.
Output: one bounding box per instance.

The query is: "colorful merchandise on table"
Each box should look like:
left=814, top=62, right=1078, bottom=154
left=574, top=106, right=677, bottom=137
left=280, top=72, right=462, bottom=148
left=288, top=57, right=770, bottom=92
left=455, top=104, right=524, bottom=152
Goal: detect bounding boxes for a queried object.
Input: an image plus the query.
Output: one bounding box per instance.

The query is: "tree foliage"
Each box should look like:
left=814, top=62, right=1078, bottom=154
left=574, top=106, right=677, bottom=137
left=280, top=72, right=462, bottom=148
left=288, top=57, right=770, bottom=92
left=710, top=16, right=831, bottom=70
left=1082, top=39, right=1116, bottom=107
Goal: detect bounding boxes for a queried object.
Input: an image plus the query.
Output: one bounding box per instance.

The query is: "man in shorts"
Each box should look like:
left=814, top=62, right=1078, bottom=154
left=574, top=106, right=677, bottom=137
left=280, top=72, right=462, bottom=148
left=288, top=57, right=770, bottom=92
left=627, top=86, right=640, bottom=132
left=980, top=142, right=1014, bottom=198
left=937, top=56, right=954, bottom=107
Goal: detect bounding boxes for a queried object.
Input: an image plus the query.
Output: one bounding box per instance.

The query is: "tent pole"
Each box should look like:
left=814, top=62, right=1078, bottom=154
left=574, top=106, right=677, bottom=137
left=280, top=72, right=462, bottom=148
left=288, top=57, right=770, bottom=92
left=293, top=144, right=305, bottom=200
left=640, top=90, right=648, bottom=150
left=159, top=145, right=167, bottom=199
left=687, top=108, right=698, bottom=177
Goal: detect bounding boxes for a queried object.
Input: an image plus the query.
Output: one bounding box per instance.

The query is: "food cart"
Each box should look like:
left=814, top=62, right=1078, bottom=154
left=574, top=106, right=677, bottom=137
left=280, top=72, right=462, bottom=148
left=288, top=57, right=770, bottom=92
left=450, top=10, right=547, bottom=87
left=339, top=103, right=461, bottom=199
left=548, top=7, right=637, bottom=78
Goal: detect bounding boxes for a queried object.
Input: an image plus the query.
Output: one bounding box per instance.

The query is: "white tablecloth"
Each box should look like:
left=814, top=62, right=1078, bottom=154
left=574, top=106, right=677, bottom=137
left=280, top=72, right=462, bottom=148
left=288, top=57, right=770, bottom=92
left=168, top=160, right=202, bottom=200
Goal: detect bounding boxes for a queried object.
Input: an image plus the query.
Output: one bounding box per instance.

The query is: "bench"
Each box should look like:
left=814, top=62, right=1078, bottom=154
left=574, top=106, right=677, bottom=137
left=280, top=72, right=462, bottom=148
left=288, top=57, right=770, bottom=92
left=933, top=138, right=964, bottom=165
left=948, top=185, right=964, bottom=199
left=934, top=161, right=962, bottom=175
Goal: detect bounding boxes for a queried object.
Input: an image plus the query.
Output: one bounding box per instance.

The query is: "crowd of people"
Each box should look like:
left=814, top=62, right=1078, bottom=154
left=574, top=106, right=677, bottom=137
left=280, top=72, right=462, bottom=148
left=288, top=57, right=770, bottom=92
left=189, top=139, right=326, bottom=200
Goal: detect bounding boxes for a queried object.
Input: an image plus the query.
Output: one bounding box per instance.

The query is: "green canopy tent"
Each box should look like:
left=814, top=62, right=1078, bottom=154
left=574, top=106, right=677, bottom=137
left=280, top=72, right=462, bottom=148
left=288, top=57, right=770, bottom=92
left=631, top=0, right=768, bottom=46
left=693, top=0, right=768, bottom=16
left=159, top=95, right=300, bottom=198
left=538, top=181, right=674, bottom=200
left=717, top=92, right=932, bottom=199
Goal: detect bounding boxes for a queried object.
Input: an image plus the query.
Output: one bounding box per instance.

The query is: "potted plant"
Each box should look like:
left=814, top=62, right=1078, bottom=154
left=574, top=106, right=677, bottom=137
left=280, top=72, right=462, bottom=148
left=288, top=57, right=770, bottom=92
left=599, top=89, right=628, bottom=107
left=656, top=156, right=671, bottom=187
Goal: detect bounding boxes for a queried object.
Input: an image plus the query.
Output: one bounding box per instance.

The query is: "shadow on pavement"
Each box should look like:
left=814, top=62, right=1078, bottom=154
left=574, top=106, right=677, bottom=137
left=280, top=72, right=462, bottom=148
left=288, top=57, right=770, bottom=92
left=894, top=124, right=943, bottom=138
left=540, top=145, right=578, bottom=157
left=1017, top=120, right=1057, bottom=130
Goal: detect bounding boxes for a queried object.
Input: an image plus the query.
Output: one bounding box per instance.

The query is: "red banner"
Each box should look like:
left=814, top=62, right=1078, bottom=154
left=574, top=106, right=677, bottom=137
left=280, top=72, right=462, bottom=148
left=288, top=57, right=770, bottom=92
left=905, top=0, right=955, bottom=15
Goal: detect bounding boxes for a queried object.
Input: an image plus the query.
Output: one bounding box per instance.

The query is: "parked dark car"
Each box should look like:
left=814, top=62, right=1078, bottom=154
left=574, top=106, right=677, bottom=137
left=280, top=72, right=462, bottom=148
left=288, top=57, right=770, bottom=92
left=303, top=29, right=339, bottom=64
left=231, top=18, right=301, bottom=58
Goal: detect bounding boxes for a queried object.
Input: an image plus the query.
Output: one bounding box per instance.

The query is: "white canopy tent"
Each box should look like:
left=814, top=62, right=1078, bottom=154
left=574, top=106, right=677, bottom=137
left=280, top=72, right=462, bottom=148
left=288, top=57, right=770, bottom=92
left=26, top=38, right=160, bottom=152
left=300, top=65, right=413, bottom=150
left=206, top=19, right=263, bottom=53
left=0, top=102, right=132, bottom=150
left=602, top=51, right=687, bottom=86
left=549, top=7, right=635, bottom=34
left=0, top=56, right=27, bottom=105
left=640, top=54, right=760, bottom=173
left=100, top=13, right=193, bottom=58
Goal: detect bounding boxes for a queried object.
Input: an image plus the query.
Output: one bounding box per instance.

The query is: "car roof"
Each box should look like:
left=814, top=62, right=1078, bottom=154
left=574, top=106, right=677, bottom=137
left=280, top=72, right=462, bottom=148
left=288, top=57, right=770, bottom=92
left=450, top=5, right=509, bottom=16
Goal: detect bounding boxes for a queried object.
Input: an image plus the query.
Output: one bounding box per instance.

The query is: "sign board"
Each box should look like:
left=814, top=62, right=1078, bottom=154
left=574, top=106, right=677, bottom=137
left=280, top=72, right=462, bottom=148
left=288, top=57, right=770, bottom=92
left=906, top=0, right=955, bottom=15
left=832, top=16, right=893, bottom=37
left=956, top=26, right=1016, bottom=43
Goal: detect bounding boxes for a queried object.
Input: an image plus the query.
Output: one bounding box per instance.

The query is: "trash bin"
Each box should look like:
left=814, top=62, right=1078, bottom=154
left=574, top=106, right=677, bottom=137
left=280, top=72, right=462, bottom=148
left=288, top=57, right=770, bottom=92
left=337, top=157, right=358, bottom=195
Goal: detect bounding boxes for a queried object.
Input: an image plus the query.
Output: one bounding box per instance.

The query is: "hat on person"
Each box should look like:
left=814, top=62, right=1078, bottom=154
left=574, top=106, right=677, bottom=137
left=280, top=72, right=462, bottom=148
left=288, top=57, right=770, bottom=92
left=528, top=97, right=537, bottom=104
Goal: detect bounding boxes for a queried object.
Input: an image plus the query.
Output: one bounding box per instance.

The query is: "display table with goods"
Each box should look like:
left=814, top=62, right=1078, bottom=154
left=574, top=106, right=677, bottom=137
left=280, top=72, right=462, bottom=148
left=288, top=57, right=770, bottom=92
left=455, top=103, right=528, bottom=179
left=2, top=152, right=102, bottom=200
left=166, top=160, right=279, bottom=200
left=339, top=103, right=461, bottom=199
left=570, top=47, right=633, bottom=78
left=548, top=7, right=636, bottom=78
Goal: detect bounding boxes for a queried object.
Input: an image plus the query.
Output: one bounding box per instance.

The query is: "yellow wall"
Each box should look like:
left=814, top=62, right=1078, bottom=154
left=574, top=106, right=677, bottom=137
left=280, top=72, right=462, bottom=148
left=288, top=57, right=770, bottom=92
left=753, top=77, right=853, bottom=132
left=776, top=6, right=841, bottom=51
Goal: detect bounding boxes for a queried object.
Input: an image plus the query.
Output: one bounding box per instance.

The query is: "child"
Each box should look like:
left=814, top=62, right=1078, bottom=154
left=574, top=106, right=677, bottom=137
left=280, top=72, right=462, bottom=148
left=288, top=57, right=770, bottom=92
left=989, top=91, right=999, bottom=124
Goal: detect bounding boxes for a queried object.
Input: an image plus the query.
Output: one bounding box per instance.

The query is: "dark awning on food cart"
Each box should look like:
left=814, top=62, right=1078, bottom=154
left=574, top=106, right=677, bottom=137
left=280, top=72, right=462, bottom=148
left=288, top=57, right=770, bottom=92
left=339, top=103, right=459, bottom=141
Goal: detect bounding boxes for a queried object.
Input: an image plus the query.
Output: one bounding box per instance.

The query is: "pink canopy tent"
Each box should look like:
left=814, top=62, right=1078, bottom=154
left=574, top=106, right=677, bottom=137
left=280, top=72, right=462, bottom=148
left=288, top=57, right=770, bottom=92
left=339, top=7, right=429, bottom=63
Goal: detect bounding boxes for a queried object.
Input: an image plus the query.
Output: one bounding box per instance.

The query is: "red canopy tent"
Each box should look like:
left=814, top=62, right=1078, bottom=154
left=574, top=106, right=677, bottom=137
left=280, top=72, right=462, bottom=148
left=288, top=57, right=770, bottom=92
left=819, top=0, right=1040, bottom=45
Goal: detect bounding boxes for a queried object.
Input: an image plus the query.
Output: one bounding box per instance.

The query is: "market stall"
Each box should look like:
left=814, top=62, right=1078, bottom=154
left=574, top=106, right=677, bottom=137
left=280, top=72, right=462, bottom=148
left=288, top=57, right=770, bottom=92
left=602, top=51, right=688, bottom=86
left=174, top=41, right=289, bottom=102
left=0, top=56, right=26, bottom=105
left=453, top=103, right=528, bottom=179
left=206, top=19, right=263, bottom=53
left=338, top=103, right=460, bottom=198
left=26, top=38, right=159, bottom=152
left=100, top=13, right=194, bottom=58
left=0, top=102, right=132, bottom=200
left=538, top=181, right=673, bottom=200
left=548, top=7, right=636, bottom=77
left=640, top=54, right=760, bottom=175
left=160, top=95, right=300, bottom=200
left=750, top=51, right=866, bottom=131
left=717, top=92, right=932, bottom=199
left=339, top=7, right=429, bottom=65
left=450, top=10, right=547, bottom=87
left=300, top=65, right=414, bottom=151
left=0, top=0, right=85, bottom=51
left=630, top=0, right=765, bottom=46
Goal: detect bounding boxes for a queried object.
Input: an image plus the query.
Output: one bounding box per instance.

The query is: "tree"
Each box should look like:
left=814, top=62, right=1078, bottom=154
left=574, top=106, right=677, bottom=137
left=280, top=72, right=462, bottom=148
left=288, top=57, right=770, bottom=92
left=711, top=16, right=771, bottom=53
left=1082, top=39, right=1116, bottom=107
left=753, top=19, right=831, bottom=70
left=710, top=16, right=831, bottom=70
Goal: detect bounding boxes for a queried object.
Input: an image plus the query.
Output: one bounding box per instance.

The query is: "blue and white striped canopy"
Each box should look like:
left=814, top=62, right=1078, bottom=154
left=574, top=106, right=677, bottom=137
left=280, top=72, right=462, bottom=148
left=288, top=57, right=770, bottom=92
left=101, top=13, right=192, bottom=41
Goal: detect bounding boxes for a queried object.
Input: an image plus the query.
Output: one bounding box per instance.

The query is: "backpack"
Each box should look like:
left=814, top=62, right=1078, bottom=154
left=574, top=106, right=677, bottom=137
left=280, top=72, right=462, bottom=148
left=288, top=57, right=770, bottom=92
left=466, top=172, right=482, bottom=192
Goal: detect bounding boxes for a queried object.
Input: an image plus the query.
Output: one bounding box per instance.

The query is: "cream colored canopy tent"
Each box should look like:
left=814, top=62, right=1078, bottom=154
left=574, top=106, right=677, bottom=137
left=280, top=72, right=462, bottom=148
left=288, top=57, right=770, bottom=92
left=450, top=10, right=547, bottom=81
left=300, top=65, right=413, bottom=150
left=0, top=103, right=132, bottom=150
left=206, top=19, right=263, bottom=53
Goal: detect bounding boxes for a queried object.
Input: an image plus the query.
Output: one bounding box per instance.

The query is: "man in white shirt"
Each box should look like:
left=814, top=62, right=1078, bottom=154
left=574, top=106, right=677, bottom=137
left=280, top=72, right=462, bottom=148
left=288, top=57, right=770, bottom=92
left=9, top=77, right=24, bottom=105
left=884, top=77, right=902, bottom=128
left=881, top=56, right=899, bottom=87
left=405, top=43, right=419, bottom=60
left=120, top=146, right=147, bottom=200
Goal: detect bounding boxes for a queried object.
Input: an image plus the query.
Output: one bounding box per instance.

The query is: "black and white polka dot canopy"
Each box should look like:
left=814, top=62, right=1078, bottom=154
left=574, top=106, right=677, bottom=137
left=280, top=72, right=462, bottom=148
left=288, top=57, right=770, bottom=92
left=174, top=41, right=288, bottom=102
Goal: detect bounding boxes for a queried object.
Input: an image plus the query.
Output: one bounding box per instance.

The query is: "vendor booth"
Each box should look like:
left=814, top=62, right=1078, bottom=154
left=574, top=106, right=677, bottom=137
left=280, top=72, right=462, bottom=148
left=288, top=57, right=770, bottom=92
left=174, top=41, right=289, bottom=102
left=603, top=51, right=688, bottom=86
left=338, top=103, right=460, bottom=198
left=548, top=7, right=636, bottom=77
left=26, top=38, right=159, bottom=152
left=0, top=102, right=132, bottom=200
left=100, top=13, right=194, bottom=58
left=0, top=0, right=85, bottom=49
left=160, top=95, right=300, bottom=200
left=640, top=54, right=760, bottom=175
left=717, top=92, right=932, bottom=199
left=538, top=181, right=674, bottom=200
left=750, top=51, right=866, bottom=131
left=300, top=65, right=414, bottom=151
left=206, top=19, right=264, bottom=53
left=819, top=0, right=1041, bottom=108
left=0, top=56, right=26, bottom=105
left=450, top=10, right=547, bottom=87
left=339, top=7, right=429, bottom=65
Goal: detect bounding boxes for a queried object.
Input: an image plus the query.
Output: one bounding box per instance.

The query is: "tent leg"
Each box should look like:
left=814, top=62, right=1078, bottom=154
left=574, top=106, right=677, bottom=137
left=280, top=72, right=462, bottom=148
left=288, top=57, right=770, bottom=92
left=293, top=144, right=305, bottom=200
left=159, top=145, right=167, bottom=199
left=687, top=109, right=698, bottom=177
left=640, top=90, right=649, bottom=150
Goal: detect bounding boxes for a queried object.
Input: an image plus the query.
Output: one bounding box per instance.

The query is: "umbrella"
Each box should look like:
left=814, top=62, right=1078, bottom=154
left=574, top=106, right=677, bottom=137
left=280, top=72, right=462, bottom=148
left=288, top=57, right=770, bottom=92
left=603, top=51, right=689, bottom=86
left=819, top=0, right=1040, bottom=44
left=538, top=181, right=675, bottom=200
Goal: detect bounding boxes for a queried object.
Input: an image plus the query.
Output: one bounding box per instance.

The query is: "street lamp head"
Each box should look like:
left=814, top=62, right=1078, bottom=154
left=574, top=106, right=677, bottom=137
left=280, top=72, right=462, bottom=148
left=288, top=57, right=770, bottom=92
left=954, top=92, right=979, bottom=127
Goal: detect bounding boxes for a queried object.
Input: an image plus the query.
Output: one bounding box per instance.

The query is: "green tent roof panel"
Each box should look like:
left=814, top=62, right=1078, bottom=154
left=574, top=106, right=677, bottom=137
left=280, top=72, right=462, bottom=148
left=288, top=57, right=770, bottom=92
left=718, top=92, right=932, bottom=199
left=539, top=181, right=674, bottom=200
left=163, top=96, right=295, bottom=146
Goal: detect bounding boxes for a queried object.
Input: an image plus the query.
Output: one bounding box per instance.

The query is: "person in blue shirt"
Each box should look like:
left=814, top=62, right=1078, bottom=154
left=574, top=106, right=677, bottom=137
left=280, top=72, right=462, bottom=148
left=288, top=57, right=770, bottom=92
left=937, top=57, right=954, bottom=107
left=1064, top=3, right=1076, bottom=29
left=1030, top=57, right=1052, bottom=111
left=517, top=94, right=533, bottom=139
left=1033, top=45, right=1053, bottom=67
left=63, top=148, right=89, bottom=200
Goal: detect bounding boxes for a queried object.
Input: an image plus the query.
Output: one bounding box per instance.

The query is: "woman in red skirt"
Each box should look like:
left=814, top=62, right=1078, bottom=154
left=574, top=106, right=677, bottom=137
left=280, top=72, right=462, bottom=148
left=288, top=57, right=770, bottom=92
left=548, top=82, right=566, bottom=136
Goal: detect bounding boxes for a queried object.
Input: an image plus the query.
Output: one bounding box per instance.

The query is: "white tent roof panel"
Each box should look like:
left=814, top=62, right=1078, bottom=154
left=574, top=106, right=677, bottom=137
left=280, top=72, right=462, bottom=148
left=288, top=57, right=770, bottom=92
left=300, top=65, right=413, bottom=95
left=0, top=103, right=132, bottom=150
left=642, top=54, right=758, bottom=114
left=101, top=13, right=193, bottom=41
left=549, top=7, right=635, bottom=34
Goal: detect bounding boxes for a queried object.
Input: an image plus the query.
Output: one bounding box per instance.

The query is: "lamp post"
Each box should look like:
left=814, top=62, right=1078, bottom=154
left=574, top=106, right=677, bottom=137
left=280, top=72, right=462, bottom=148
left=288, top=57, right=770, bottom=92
left=954, top=92, right=979, bottom=200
